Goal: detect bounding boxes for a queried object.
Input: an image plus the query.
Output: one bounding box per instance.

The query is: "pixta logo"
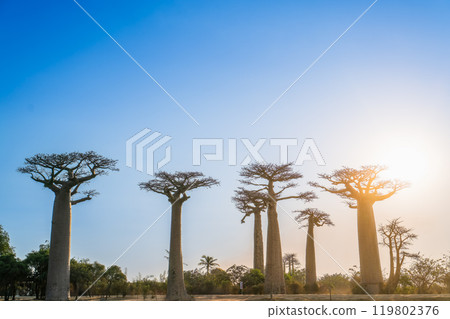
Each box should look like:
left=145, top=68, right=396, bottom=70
left=126, top=128, right=172, bottom=175
left=192, top=138, right=325, bottom=166
left=126, top=129, right=325, bottom=175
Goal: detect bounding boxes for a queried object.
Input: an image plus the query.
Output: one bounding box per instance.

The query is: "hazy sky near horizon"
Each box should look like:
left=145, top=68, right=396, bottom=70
left=1, top=0, right=450, bottom=280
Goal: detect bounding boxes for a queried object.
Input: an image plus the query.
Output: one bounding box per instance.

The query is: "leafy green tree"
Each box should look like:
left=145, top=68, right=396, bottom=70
left=103, top=265, right=127, bottom=299
left=86, top=261, right=107, bottom=298
left=184, top=269, right=207, bottom=294
left=226, top=264, right=249, bottom=286
left=209, top=268, right=232, bottom=294
left=396, top=272, right=415, bottom=294
left=242, top=269, right=265, bottom=294
left=24, top=243, right=50, bottom=299
left=184, top=268, right=232, bottom=295
left=408, top=255, right=446, bottom=293
left=134, top=275, right=166, bottom=300
left=0, top=225, right=14, bottom=256
left=319, top=274, right=351, bottom=299
left=138, top=277, right=155, bottom=300
left=348, top=265, right=364, bottom=294
left=444, top=254, right=450, bottom=293
left=0, top=254, right=28, bottom=300
left=284, top=268, right=306, bottom=294
left=198, top=255, right=219, bottom=275
left=70, top=258, right=94, bottom=299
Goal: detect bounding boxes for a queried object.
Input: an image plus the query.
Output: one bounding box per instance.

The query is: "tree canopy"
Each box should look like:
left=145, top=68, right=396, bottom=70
left=232, top=188, right=267, bottom=223
left=139, top=171, right=219, bottom=203
left=18, top=151, right=118, bottom=203
left=310, top=165, right=409, bottom=206
left=294, top=208, right=334, bottom=228
left=239, top=163, right=316, bottom=202
left=0, top=225, right=14, bottom=256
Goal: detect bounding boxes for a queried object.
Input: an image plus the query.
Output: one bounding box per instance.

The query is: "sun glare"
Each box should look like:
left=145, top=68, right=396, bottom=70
left=382, top=143, right=430, bottom=184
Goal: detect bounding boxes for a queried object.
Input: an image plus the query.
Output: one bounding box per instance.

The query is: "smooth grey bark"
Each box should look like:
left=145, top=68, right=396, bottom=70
left=166, top=201, right=190, bottom=301
left=357, top=199, right=383, bottom=294
left=253, top=211, right=264, bottom=273
left=264, top=201, right=286, bottom=294
left=46, top=189, right=72, bottom=300
left=305, top=219, right=317, bottom=289
left=18, top=152, right=117, bottom=301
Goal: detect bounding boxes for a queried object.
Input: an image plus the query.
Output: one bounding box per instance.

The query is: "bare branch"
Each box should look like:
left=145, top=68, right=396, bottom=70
left=311, top=165, right=408, bottom=205
left=293, top=208, right=334, bottom=228
left=18, top=152, right=118, bottom=193
left=239, top=163, right=312, bottom=203
left=140, top=171, right=219, bottom=203
left=71, top=190, right=99, bottom=206
left=232, top=187, right=267, bottom=218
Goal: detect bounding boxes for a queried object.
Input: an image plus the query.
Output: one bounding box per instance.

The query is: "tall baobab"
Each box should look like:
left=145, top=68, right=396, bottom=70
left=198, top=255, right=219, bottom=275
left=232, top=188, right=266, bottom=273
left=18, top=152, right=118, bottom=300
left=139, top=171, right=219, bottom=300
left=310, top=165, right=408, bottom=294
left=294, top=208, right=334, bottom=292
left=378, top=218, right=418, bottom=293
left=240, top=163, right=316, bottom=294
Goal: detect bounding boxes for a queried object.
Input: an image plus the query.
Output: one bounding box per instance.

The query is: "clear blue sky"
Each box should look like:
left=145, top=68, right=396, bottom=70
left=1, top=0, right=449, bottom=279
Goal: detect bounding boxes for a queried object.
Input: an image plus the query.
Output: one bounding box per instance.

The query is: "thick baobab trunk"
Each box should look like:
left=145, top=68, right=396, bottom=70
left=46, top=189, right=72, bottom=300
left=356, top=199, right=383, bottom=294
left=305, top=220, right=318, bottom=291
left=166, top=201, right=190, bottom=300
left=254, top=211, right=264, bottom=273
left=264, top=202, right=286, bottom=294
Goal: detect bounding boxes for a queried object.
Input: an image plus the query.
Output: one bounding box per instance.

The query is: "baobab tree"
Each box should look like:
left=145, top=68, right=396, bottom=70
left=240, top=163, right=316, bottom=294
left=198, top=255, right=219, bottom=275
left=310, top=165, right=408, bottom=294
left=294, top=208, right=334, bottom=292
left=378, top=218, right=418, bottom=293
left=232, top=188, right=266, bottom=272
left=139, top=171, right=219, bottom=300
left=18, top=152, right=118, bottom=300
left=282, top=253, right=300, bottom=276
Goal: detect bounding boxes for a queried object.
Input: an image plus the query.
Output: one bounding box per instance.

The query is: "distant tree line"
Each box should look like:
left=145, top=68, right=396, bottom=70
left=0, top=233, right=129, bottom=300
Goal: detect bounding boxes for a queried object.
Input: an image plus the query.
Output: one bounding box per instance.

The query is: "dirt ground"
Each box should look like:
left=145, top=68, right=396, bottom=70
left=192, top=294, right=450, bottom=301
left=7, top=294, right=450, bottom=301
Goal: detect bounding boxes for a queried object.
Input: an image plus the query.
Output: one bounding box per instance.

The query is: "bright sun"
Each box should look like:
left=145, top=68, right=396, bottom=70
left=381, top=144, right=430, bottom=184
